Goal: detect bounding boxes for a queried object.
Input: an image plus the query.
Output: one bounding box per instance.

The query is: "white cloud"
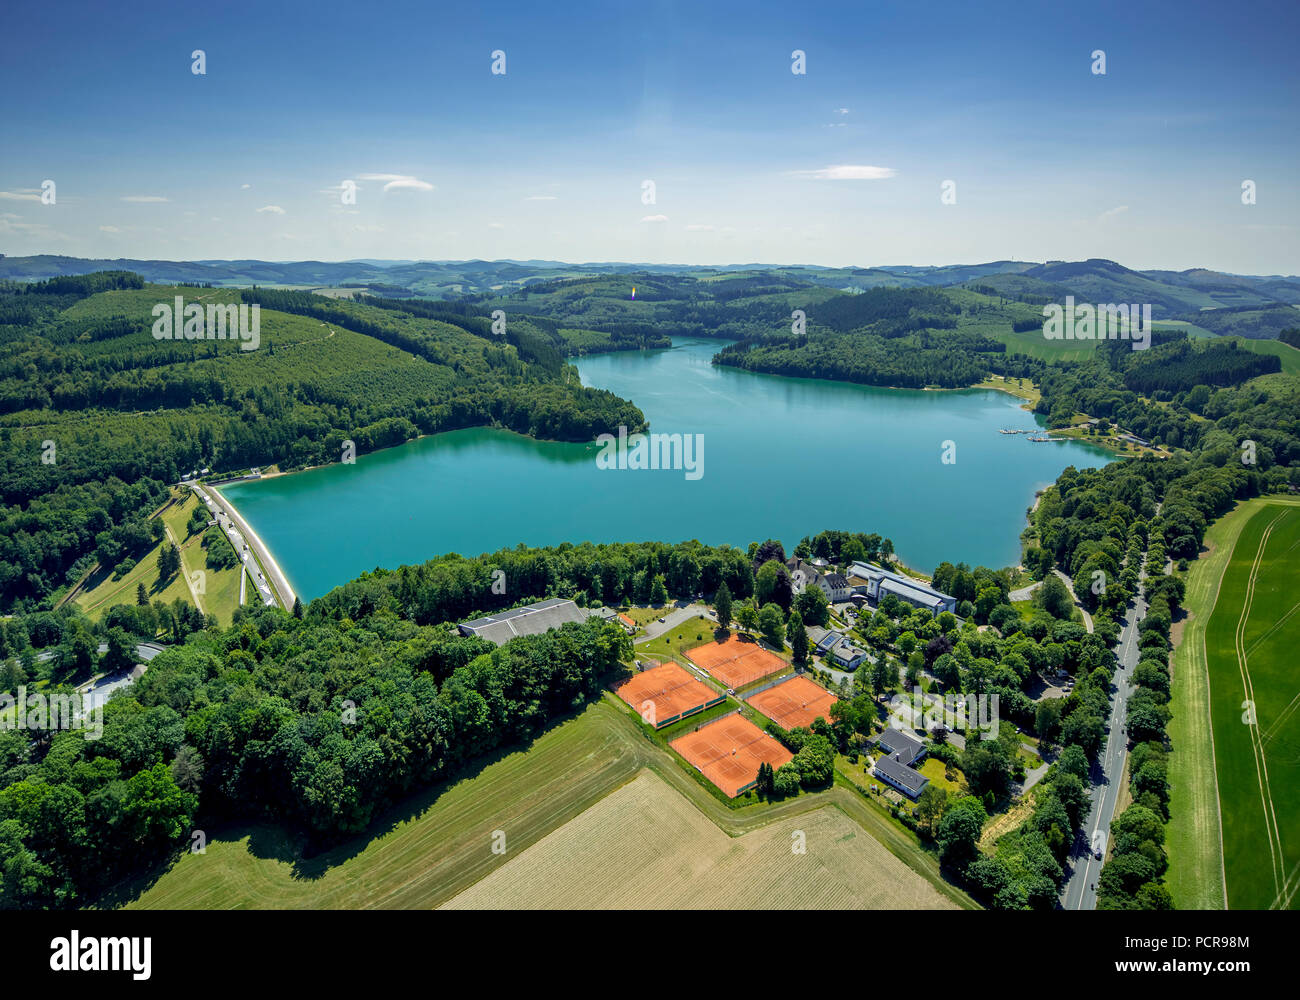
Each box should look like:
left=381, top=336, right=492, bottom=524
left=1099, top=205, right=1129, bottom=221
left=0, top=189, right=41, bottom=202
left=685, top=223, right=715, bottom=232
left=524, top=195, right=558, bottom=201
left=240, top=183, right=251, bottom=190
left=354, top=224, right=384, bottom=233
left=834, top=107, right=850, bottom=115
left=0, top=216, right=61, bottom=237
left=641, top=214, right=669, bottom=223
left=487, top=222, right=505, bottom=229
left=790, top=164, right=896, bottom=181
left=120, top=195, right=169, bottom=202
left=98, top=225, right=120, bottom=233
left=357, top=173, right=434, bottom=192
left=257, top=205, right=286, bottom=214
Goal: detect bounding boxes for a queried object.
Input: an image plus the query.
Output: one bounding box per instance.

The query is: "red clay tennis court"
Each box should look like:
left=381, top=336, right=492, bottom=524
left=685, top=634, right=786, bottom=690
left=614, top=661, right=724, bottom=729
left=747, top=674, right=839, bottom=731
left=670, top=714, right=794, bottom=797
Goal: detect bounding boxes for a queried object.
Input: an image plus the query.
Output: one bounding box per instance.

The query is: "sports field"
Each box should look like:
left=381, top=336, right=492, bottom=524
left=685, top=633, right=787, bottom=689
left=1202, top=500, right=1300, bottom=909
left=443, top=771, right=957, bottom=909
left=670, top=714, right=793, bottom=797
left=747, top=674, right=838, bottom=731
left=614, top=661, right=724, bottom=728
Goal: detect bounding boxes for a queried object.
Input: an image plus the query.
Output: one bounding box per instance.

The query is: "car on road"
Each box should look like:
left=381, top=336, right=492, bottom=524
left=1094, top=847, right=1103, bottom=860
left=657, top=616, right=666, bottom=623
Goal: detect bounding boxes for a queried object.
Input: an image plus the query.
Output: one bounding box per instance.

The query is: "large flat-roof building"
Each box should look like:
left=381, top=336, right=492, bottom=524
left=457, top=598, right=592, bottom=646
left=849, top=562, right=957, bottom=617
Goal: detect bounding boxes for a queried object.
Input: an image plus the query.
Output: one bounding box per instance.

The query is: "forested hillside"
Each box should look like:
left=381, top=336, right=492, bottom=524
left=0, top=274, right=645, bottom=611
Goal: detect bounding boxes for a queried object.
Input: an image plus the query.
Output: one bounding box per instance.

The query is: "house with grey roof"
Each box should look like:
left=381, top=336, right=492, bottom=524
left=873, top=752, right=930, bottom=798
left=830, top=641, right=867, bottom=670
left=817, top=572, right=852, bottom=603
left=806, top=627, right=845, bottom=656
left=877, top=726, right=926, bottom=766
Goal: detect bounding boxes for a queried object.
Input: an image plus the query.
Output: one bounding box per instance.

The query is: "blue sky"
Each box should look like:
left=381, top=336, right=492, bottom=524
left=1, top=0, right=1296, bottom=273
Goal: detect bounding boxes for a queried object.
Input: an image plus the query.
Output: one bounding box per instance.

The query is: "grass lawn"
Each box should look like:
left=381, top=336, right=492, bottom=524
left=918, top=757, right=962, bottom=794
left=161, top=494, right=245, bottom=626
left=622, top=605, right=672, bottom=627
left=75, top=491, right=246, bottom=628
left=75, top=539, right=192, bottom=623
left=836, top=753, right=875, bottom=790
left=970, top=374, right=1040, bottom=407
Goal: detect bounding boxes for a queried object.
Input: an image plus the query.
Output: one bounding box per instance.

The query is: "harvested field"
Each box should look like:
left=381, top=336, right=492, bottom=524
left=443, top=771, right=958, bottom=909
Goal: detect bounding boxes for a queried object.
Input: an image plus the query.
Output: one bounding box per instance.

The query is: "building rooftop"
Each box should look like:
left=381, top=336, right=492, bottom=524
left=808, top=627, right=843, bottom=652
left=873, top=753, right=930, bottom=795
left=458, top=598, right=592, bottom=646
left=850, top=562, right=955, bottom=606
left=880, top=578, right=945, bottom=608
left=877, top=727, right=925, bottom=766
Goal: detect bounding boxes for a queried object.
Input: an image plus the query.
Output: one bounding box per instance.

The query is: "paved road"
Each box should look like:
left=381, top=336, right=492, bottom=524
left=33, top=642, right=167, bottom=716
left=633, top=603, right=709, bottom=643
left=1009, top=581, right=1042, bottom=602
left=189, top=482, right=296, bottom=610
left=1060, top=561, right=1149, bottom=909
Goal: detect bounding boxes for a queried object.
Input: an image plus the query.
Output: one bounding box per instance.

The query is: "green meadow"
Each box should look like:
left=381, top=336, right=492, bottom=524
left=1201, top=500, right=1300, bottom=909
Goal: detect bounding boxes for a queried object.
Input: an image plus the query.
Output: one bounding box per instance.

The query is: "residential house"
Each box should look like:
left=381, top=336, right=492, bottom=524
left=871, top=726, right=930, bottom=799
left=873, top=753, right=930, bottom=798
left=830, top=642, right=867, bottom=671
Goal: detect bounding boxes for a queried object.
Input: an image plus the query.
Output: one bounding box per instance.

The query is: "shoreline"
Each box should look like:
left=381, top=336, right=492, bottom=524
left=201, top=483, right=299, bottom=610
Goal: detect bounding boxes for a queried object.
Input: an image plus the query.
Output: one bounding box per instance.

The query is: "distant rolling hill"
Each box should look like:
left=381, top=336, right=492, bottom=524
left=2, top=254, right=1296, bottom=337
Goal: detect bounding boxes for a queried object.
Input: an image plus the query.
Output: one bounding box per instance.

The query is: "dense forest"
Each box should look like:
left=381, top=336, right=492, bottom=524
left=1122, top=339, right=1280, bottom=394
left=713, top=330, right=1015, bottom=389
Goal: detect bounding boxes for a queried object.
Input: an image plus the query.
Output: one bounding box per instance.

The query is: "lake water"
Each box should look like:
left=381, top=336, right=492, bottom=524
left=223, top=338, right=1113, bottom=599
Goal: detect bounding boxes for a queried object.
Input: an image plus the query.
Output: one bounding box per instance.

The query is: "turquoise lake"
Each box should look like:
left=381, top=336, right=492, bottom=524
left=223, top=338, right=1113, bottom=599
